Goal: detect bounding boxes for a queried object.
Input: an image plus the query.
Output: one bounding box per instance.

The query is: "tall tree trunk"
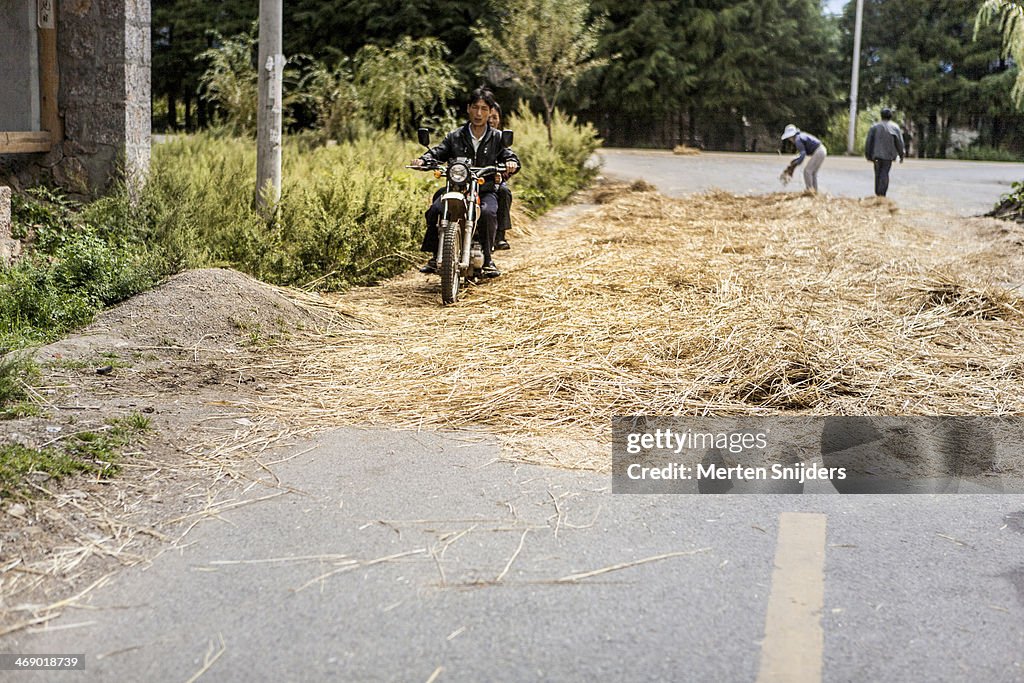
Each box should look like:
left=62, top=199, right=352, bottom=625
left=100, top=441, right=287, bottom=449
left=168, top=90, right=178, bottom=131
left=542, top=95, right=554, bottom=148
left=928, top=111, right=938, bottom=158
left=939, top=113, right=952, bottom=159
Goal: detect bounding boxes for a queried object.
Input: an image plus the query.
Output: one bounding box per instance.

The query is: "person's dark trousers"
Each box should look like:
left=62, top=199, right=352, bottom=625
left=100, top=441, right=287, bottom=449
left=873, top=159, right=893, bottom=197
left=496, top=182, right=512, bottom=243
left=421, top=191, right=499, bottom=262
left=420, top=188, right=446, bottom=253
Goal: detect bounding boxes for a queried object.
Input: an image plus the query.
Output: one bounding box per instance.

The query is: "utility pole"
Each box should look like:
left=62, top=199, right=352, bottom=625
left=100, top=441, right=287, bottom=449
left=255, top=0, right=283, bottom=211
left=846, top=0, right=864, bottom=154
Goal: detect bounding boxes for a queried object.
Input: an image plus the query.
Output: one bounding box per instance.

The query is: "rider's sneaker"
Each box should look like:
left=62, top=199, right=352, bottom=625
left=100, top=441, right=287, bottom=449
left=481, top=263, right=501, bottom=278
left=495, top=240, right=511, bottom=251
left=419, top=258, right=437, bottom=274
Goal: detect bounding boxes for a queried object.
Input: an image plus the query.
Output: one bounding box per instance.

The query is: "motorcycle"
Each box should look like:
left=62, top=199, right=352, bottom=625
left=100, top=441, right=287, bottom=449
left=409, top=127, right=514, bottom=305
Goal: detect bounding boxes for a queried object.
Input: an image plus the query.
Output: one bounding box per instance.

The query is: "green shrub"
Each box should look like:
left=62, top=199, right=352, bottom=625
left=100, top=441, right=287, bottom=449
left=1, top=189, right=166, bottom=350
left=821, top=105, right=885, bottom=156
left=103, top=131, right=436, bottom=290
left=953, top=145, right=1022, bottom=162
left=507, top=104, right=601, bottom=212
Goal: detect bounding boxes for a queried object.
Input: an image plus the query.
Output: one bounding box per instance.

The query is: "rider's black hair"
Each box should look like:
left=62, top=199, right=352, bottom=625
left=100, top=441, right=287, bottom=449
left=468, top=87, right=497, bottom=109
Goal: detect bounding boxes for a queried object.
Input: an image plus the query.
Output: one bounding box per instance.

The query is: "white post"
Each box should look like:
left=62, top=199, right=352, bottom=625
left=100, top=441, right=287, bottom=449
left=256, top=0, right=283, bottom=211
left=847, top=0, right=864, bottom=155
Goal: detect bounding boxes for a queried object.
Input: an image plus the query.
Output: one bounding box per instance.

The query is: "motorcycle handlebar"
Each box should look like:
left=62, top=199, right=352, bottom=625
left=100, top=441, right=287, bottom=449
left=405, top=163, right=510, bottom=178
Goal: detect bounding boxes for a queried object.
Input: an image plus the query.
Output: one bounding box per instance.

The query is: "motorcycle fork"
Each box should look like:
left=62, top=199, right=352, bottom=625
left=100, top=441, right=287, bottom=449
left=462, top=187, right=479, bottom=269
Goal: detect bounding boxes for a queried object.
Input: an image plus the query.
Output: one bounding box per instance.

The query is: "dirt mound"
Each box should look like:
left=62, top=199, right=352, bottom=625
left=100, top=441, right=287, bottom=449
left=38, top=268, right=323, bottom=363
left=2, top=268, right=338, bottom=632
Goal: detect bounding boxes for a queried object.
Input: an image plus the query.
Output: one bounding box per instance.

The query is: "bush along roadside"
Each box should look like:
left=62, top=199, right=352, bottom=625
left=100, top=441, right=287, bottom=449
left=1, top=188, right=167, bottom=352
left=988, top=180, right=1024, bottom=222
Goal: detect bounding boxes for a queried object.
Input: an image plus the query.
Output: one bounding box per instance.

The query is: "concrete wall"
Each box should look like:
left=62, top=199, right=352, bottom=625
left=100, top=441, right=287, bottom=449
left=0, top=0, right=151, bottom=196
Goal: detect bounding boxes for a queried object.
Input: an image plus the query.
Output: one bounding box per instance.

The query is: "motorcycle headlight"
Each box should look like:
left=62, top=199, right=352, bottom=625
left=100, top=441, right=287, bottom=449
left=448, top=163, right=469, bottom=184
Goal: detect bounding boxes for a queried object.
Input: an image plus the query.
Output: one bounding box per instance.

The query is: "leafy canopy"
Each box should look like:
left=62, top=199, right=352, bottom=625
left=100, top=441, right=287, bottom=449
left=473, top=0, right=606, bottom=143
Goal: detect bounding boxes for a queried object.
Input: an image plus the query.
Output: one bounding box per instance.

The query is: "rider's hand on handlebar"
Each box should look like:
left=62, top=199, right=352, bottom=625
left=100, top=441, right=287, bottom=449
left=410, top=158, right=425, bottom=168
left=503, top=160, right=519, bottom=176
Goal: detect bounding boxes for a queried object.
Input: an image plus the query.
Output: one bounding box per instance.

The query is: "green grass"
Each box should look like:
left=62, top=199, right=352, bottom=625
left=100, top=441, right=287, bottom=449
left=0, top=352, right=40, bottom=409
left=0, top=412, right=151, bottom=499
left=953, top=145, right=1023, bottom=162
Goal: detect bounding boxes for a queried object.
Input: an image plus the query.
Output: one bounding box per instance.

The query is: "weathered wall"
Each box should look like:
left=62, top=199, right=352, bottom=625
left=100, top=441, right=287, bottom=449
left=0, top=0, right=150, bottom=196
left=54, top=0, right=151, bottom=193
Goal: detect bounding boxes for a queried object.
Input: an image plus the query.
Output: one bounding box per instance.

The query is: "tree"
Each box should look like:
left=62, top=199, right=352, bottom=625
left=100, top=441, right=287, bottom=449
left=152, top=0, right=254, bottom=130
left=473, top=0, right=606, bottom=145
left=578, top=1, right=842, bottom=149
left=197, top=30, right=260, bottom=134
left=580, top=2, right=696, bottom=145
left=683, top=0, right=841, bottom=150
left=284, top=0, right=485, bottom=87
left=976, top=0, right=1024, bottom=105
left=846, top=0, right=1015, bottom=158
left=353, top=37, right=460, bottom=135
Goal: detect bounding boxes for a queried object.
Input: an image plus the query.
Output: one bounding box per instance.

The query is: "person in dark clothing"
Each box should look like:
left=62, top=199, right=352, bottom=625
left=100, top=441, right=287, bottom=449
left=411, top=87, right=520, bottom=277
left=864, top=108, right=906, bottom=197
left=488, top=103, right=515, bottom=251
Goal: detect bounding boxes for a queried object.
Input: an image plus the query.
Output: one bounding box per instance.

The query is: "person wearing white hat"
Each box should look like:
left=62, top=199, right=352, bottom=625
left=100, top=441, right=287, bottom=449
left=780, top=124, right=827, bottom=192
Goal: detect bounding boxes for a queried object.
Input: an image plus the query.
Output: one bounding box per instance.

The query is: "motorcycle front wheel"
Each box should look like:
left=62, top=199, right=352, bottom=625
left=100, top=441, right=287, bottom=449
left=440, top=219, right=462, bottom=305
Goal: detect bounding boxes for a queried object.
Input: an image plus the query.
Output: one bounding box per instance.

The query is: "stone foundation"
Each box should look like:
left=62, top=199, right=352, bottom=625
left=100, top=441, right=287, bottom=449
left=0, top=185, right=22, bottom=266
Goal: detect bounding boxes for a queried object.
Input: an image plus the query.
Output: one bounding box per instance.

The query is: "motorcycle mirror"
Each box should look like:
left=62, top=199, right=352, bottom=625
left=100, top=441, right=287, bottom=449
left=417, top=128, right=431, bottom=148
left=501, top=130, right=514, bottom=147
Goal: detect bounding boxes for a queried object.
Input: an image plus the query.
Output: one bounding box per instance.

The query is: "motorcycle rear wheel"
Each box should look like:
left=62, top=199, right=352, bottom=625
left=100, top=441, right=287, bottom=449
left=440, top=219, right=462, bottom=305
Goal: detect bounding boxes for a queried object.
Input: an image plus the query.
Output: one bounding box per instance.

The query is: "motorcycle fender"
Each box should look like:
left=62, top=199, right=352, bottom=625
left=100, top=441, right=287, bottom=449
left=440, top=193, right=467, bottom=222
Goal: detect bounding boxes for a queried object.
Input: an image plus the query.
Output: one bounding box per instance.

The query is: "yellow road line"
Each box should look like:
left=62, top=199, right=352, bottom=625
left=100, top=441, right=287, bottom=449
left=756, top=512, right=828, bottom=683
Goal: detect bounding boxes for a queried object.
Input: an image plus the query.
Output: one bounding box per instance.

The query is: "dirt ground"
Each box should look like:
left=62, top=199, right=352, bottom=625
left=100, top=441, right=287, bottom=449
left=3, top=183, right=1024, bottom=635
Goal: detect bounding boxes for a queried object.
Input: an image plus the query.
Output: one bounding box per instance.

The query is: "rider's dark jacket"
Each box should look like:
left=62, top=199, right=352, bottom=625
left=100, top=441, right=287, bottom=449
left=419, top=123, right=520, bottom=193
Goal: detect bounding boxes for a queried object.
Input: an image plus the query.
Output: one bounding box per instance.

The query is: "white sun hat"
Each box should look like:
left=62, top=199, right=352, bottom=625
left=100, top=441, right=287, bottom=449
left=781, top=124, right=799, bottom=140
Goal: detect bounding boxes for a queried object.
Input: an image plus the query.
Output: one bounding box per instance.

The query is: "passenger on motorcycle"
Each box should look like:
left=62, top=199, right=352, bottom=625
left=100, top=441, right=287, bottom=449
left=411, top=87, right=520, bottom=278
left=488, top=103, right=515, bottom=251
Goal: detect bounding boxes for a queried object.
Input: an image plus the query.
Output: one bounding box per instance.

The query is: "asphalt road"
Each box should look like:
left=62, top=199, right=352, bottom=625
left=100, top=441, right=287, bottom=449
left=5, top=153, right=1024, bottom=682
left=6, top=428, right=1024, bottom=682
left=597, top=149, right=1024, bottom=217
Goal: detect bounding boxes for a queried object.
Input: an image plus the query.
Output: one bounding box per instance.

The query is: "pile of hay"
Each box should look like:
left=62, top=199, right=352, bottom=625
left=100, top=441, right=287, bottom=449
left=253, top=188, right=1024, bottom=470
left=672, top=145, right=701, bottom=156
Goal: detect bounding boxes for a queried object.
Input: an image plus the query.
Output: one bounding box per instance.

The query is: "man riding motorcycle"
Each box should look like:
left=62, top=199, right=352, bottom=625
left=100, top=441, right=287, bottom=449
left=411, top=87, right=520, bottom=278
